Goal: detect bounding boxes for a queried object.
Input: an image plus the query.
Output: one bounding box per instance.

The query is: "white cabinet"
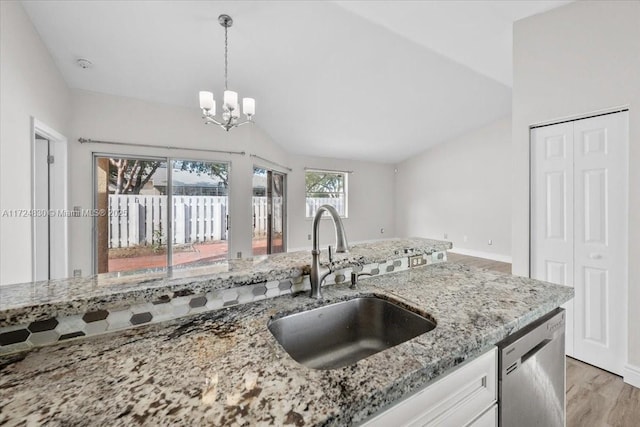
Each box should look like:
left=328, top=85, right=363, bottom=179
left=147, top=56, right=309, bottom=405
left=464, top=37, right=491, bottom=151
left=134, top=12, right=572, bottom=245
left=362, top=348, right=497, bottom=427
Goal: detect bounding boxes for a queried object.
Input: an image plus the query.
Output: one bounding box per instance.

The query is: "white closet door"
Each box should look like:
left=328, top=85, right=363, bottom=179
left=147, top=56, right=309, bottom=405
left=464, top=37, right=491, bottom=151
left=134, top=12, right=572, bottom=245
left=530, top=122, right=575, bottom=356
left=573, top=112, right=628, bottom=375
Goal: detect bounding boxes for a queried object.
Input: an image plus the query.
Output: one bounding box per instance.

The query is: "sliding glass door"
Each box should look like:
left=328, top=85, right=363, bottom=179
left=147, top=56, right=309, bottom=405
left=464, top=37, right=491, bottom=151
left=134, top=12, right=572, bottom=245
left=252, top=167, right=286, bottom=255
left=170, top=160, right=229, bottom=267
left=94, top=155, right=229, bottom=274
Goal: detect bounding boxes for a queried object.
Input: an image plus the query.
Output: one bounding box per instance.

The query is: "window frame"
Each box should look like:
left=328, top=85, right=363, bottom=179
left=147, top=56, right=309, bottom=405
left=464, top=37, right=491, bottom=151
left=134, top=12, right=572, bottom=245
left=91, top=152, right=231, bottom=275
left=304, top=169, right=349, bottom=219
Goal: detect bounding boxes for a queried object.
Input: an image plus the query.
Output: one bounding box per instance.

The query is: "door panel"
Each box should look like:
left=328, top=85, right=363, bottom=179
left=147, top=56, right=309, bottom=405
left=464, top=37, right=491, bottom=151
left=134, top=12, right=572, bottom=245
left=573, top=112, right=627, bottom=375
left=531, top=111, right=628, bottom=375
left=531, top=123, right=575, bottom=356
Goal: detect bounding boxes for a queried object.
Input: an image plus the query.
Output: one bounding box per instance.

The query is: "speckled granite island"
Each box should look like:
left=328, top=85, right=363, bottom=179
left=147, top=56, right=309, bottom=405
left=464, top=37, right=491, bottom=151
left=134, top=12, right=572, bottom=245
left=0, top=260, right=573, bottom=426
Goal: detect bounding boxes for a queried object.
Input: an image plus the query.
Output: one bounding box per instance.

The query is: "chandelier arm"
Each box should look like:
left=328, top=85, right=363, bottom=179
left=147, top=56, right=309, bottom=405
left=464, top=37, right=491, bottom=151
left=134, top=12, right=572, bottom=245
left=235, top=120, right=254, bottom=127
left=204, top=116, right=224, bottom=126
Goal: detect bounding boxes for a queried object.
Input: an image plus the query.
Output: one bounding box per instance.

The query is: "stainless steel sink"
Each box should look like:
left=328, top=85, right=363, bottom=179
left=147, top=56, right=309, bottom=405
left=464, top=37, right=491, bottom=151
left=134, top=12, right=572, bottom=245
left=268, top=296, right=436, bottom=370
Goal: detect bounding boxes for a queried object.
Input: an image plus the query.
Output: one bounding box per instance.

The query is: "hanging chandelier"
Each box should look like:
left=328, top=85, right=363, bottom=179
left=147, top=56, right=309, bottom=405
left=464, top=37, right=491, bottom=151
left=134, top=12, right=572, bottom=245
left=199, top=14, right=255, bottom=131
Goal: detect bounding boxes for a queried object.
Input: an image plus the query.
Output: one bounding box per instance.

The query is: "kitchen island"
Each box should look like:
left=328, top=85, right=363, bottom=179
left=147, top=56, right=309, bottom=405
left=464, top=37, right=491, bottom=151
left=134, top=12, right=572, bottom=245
left=0, top=261, right=573, bottom=426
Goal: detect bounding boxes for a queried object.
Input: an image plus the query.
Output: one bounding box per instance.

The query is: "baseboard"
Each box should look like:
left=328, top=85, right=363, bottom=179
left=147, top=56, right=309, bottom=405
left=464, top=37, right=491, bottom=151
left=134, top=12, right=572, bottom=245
left=448, top=247, right=512, bottom=264
left=623, top=363, right=640, bottom=389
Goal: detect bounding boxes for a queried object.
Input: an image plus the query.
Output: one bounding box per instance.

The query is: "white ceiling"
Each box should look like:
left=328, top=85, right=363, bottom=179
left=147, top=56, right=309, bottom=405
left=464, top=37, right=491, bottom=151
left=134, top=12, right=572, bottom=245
left=21, top=1, right=570, bottom=163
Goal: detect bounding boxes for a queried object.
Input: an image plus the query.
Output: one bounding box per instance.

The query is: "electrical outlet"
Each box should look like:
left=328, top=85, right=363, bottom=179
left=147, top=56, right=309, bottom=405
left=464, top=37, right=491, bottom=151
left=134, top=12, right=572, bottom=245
left=443, top=232, right=448, bottom=239
left=408, top=255, right=427, bottom=268
left=73, top=269, right=82, bottom=278
left=237, top=251, right=242, bottom=259
left=488, top=239, right=493, bottom=245
left=307, top=234, right=311, bottom=240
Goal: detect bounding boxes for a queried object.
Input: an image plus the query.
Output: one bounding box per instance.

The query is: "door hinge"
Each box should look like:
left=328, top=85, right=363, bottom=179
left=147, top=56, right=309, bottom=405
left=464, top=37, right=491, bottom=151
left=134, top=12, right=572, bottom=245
left=47, top=155, right=55, bottom=164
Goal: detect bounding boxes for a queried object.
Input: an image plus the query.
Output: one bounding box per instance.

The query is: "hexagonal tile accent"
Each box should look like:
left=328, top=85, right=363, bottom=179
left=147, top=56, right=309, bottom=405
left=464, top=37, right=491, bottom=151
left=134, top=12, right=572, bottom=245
left=189, top=296, right=207, bottom=308
left=130, top=312, right=153, bottom=325
left=0, top=329, right=30, bottom=346
left=205, top=295, right=224, bottom=310
left=221, top=289, right=238, bottom=303
left=265, top=280, right=280, bottom=290
left=29, top=330, right=60, bottom=346
left=84, top=320, right=108, bottom=335
left=56, top=315, right=87, bottom=335
left=171, top=301, right=190, bottom=317
left=265, top=288, right=280, bottom=298
left=237, top=287, right=255, bottom=304
left=149, top=302, right=175, bottom=322
left=59, top=331, right=85, bottom=341
left=278, top=280, right=292, bottom=291
left=82, top=310, right=109, bottom=323
left=252, top=285, right=267, bottom=296
left=27, top=318, right=59, bottom=333
left=106, top=309, right=133, bottom=330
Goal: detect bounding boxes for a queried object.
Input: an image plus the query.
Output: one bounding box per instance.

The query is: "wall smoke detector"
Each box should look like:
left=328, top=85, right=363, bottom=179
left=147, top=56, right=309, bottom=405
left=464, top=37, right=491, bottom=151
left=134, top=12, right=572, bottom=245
left=76, top=58, right=93, bottom=69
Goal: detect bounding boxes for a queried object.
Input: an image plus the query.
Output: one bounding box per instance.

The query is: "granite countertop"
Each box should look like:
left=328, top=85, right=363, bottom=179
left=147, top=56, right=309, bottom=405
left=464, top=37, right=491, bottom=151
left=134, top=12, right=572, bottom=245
left=0, top=262, right=573, bottom=426
left=0, top=238, right=452, bottom=327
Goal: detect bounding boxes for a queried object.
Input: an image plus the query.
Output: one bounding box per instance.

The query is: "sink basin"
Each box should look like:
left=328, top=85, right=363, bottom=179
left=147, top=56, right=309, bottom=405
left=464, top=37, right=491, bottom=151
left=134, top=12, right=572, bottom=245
left=268, top=296, right=436, bottom=370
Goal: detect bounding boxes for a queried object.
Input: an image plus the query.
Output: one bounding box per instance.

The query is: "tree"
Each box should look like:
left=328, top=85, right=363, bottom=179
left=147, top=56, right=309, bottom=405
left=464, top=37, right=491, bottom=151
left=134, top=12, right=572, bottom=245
left=305, top=171, right=344, bottom=197
left=109, top=158, right=162, bottom=194
left=178, top=161, right=229, bottom=188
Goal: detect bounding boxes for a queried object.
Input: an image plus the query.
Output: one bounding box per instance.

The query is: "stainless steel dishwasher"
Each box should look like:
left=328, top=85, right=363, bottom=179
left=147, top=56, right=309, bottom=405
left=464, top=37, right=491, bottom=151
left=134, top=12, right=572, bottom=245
left=498, top=307, right=566, bottom=427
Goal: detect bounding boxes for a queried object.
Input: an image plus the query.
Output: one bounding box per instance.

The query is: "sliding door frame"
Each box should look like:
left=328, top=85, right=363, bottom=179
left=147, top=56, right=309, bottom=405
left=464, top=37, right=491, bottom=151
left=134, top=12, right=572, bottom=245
left=92, top=152, right=231, bottom=275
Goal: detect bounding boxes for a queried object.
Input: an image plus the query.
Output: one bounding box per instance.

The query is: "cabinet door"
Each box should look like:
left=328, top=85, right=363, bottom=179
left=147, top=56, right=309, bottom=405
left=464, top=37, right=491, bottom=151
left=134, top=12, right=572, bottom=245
left=362, top=348, right=496, bottom=427
left=573, top=112, right=628, bottom=375
left=530, top=123, right=575, bottom=356
left=469, top=404, right=497, bottom=427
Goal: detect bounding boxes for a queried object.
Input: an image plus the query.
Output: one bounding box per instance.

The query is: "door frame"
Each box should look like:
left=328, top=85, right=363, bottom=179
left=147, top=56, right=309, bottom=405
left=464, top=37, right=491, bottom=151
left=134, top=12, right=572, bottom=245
left=528, top=106, right=629, bottom=375
left=252, top=164, right=288, bottom=255
left=31, top=118, right=69, bottom=281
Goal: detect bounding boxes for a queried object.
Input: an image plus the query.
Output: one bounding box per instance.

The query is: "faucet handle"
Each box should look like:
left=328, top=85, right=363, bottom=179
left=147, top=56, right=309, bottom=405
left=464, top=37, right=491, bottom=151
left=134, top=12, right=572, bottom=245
left=328, top=245, right=334, bottom=263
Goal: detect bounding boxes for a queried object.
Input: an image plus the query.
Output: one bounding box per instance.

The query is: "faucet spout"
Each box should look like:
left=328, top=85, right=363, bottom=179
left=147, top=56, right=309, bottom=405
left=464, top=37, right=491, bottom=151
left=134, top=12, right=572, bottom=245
left=310, top=205, right=349, bottom=299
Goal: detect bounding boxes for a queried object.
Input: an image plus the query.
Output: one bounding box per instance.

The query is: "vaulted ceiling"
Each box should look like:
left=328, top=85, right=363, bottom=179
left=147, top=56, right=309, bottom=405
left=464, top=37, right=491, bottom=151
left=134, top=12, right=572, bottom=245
left=21, top=1, right=570, bottom=163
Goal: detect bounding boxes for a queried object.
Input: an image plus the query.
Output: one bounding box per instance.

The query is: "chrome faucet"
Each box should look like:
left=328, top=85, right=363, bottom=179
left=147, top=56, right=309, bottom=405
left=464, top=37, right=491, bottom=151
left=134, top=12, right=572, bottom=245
left=310, top=205, right=349, bottom=299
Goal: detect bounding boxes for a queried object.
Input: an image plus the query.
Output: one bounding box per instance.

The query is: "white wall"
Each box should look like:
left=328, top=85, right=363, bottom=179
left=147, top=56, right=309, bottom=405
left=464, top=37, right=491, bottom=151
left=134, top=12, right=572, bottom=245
left=512, top=1, right=640, bottom=366
left=395, top=117, right=512, bottom=261
left=0, top=1, right=71, bottom=285
left=68, top=89, right=289, bottom=274
left=286, top=154, right=396, bottom=251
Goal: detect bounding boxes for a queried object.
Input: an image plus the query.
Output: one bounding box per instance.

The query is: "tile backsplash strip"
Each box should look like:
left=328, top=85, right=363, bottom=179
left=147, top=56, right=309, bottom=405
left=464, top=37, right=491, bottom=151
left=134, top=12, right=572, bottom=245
left=0, top=251, right=447, bottom=354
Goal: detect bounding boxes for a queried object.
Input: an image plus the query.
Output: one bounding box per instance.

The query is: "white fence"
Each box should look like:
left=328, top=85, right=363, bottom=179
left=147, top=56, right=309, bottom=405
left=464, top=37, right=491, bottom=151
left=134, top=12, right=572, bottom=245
left=109, top=195, right=227, bottom=248
left=305, top=197, right=346, bottom=218
left=109, top=195, right=340, bottom=248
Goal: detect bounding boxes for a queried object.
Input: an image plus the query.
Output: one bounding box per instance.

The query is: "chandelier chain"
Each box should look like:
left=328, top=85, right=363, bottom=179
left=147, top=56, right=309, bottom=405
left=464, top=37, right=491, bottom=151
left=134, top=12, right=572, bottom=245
left=224, top=23, right=228, bottom=90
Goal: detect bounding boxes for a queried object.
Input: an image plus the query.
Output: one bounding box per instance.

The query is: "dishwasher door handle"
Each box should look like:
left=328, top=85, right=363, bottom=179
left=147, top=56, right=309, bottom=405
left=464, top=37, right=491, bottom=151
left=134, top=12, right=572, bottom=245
left=520, top=338, right=552, bottom=364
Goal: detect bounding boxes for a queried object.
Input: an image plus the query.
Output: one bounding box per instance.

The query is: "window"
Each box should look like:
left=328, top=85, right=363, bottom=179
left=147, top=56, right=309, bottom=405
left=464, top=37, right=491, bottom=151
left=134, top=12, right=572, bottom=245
left=94, top=155, right=229, bottom=274
left=305, top=169, right=348, bottom=218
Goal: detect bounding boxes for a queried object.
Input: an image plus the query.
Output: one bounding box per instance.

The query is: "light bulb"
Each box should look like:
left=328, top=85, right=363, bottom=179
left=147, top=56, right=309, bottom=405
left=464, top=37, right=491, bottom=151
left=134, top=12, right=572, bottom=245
left=243, top=98, right=255, bottom=116
left=199, top=91, right=214, bottom=111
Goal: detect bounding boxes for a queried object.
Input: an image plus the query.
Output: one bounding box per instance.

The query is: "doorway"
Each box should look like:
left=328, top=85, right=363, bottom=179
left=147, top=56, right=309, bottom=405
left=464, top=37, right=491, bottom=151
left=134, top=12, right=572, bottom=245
left=32, top=120, right=68, bottom=281
left=530, top=110, right=628, bottom=375
left=252, top=167, right=286, bottom=255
